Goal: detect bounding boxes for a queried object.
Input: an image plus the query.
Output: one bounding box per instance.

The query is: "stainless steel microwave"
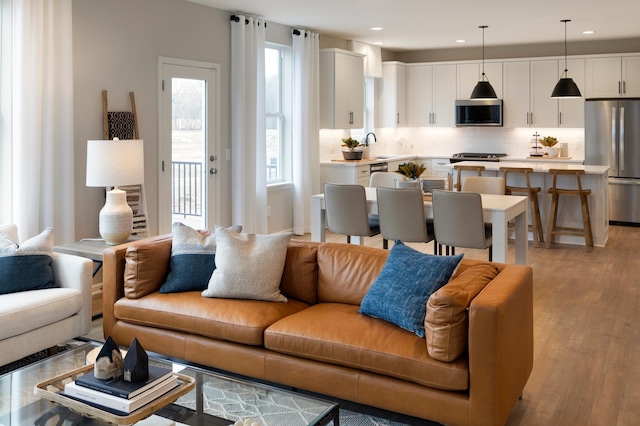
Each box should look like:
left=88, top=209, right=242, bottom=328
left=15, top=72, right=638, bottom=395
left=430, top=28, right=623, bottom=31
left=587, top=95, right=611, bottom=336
left=455, top=99, right=503, bottom=127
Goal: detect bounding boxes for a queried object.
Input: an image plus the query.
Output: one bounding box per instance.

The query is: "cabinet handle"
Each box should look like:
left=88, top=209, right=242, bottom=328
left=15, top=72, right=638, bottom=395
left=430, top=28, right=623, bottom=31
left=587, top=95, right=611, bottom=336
left=559, top=112, right=562, bottom=125
left=619, top=81, right=622, bottom=95
left=349, top=111, right=353, bottom=125
left=396, top=113, right=400, bottom=125
left=623, top=81, right=626, bottom=95
left=530, top=112, right=533, bottom=125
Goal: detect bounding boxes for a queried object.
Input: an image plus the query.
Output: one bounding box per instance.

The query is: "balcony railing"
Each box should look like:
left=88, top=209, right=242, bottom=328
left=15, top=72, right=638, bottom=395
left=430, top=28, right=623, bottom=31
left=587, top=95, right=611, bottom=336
left=172, top=161, right=202, bottom=217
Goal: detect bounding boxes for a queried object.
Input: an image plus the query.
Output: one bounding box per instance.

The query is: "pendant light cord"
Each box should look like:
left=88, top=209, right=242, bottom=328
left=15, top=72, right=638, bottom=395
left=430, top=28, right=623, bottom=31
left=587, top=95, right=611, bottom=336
left=480, top=25, right=487, bottom=80
left=562, top=19, right=570, bottom=77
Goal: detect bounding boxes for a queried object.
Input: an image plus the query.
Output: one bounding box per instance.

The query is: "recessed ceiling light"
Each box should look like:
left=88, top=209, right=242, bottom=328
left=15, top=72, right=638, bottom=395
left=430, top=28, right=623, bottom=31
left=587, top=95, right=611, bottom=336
left=456, top=39, right=466, bottom=43
left=370, top=27, right=383, bottom=31
left=374, top=41, right=384, bottom=45
left=583, top=30, right=595, bottom=35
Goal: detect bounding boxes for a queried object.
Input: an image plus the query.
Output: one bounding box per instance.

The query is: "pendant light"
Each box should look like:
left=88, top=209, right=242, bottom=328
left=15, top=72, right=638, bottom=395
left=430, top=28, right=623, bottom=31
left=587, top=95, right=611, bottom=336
left=551, top=19, right=582, bottom=98
left=470, top=25, right=497, bottom=99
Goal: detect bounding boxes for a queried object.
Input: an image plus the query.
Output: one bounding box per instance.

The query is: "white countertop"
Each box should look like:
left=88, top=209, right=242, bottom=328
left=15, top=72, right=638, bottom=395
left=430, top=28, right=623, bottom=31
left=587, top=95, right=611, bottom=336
left=447, top=160, right=610, bottom=175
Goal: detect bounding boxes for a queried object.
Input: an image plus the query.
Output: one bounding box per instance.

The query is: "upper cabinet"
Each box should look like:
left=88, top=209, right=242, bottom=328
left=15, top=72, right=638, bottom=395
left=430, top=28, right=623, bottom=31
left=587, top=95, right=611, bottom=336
left=585, top=55, right=640, bottom=98
left=559, top=58, right=585, bottom=128
left=320, top=49, right=364, bottom=129
left=377, top=62, right=407, bottom=128
left=456, top=62, right=503, bottom=100
left=407, top=64, right=456, bottom=127
left=503, top=59, right=584, bottom=128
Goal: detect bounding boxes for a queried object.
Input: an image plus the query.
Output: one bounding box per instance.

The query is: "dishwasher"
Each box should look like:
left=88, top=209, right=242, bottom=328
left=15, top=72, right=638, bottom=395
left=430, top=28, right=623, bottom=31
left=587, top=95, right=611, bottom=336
left=369, top=162, right=388, bottom=174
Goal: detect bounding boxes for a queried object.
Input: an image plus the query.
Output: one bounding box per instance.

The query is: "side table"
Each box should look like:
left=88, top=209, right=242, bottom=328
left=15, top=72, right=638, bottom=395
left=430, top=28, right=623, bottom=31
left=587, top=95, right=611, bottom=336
left=53, top=238, right=139, bottom=317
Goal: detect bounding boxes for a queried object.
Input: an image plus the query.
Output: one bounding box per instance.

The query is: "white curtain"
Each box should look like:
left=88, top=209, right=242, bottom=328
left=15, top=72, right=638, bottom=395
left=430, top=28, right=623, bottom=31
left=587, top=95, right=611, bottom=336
left=230, top=15, right=267, bottom=234
left=0, top=0, right=74, bottom=243
left=292, top=30, right=320, bottom=235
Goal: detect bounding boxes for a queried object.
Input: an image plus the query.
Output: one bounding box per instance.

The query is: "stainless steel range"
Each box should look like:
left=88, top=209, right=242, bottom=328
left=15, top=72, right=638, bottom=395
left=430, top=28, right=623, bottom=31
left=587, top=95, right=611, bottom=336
left=449, top=152, right=507, bottom=163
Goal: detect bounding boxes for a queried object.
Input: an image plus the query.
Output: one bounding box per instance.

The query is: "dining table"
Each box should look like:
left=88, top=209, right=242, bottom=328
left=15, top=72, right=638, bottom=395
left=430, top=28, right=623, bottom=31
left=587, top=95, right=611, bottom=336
left=311, top=187, right=529, bottom=265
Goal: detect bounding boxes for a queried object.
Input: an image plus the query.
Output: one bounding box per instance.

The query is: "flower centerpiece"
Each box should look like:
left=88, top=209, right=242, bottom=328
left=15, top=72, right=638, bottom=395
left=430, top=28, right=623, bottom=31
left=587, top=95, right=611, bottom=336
left=397, top=161, right=426, bottom=179
left=341, top=137, right=362, bottom=160
left=396, top=161, right=426, bottom=188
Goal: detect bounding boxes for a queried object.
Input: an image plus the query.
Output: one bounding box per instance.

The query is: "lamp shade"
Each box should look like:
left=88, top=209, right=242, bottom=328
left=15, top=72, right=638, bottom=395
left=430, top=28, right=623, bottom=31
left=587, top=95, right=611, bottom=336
left=551, top=76, right=582, bottom=98
left=86, top=139, right=144, bottom=187
left=470, top=79, right=498, bottom=99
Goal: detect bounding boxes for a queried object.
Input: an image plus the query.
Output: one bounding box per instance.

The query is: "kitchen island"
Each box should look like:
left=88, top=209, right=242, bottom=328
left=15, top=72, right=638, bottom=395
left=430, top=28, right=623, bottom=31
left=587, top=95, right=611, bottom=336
left=449, top=161, right=611, bottom=247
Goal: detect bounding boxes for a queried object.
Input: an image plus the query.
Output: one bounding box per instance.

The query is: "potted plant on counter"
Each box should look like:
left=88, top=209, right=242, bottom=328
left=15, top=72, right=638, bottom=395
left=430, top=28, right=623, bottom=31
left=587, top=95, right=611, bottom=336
left=341, top=137, right=363, bottom=160
left=540, top=136, right=560, bottom=157
left=396, top=161, right=426, bottom=188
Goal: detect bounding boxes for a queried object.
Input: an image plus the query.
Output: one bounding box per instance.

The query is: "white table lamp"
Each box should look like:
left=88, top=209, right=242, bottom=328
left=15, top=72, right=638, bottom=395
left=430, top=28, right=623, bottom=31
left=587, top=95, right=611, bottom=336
left=86, top=139, right=144, bottom=245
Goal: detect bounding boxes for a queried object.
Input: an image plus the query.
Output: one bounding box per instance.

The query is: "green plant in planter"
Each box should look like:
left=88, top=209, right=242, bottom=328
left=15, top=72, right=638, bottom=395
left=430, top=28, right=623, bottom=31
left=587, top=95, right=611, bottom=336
left=341, top=137, right=360, bottom=150
left=540, top=136, right=558, bottom=147
left=397, top=162, right=426, bottom=179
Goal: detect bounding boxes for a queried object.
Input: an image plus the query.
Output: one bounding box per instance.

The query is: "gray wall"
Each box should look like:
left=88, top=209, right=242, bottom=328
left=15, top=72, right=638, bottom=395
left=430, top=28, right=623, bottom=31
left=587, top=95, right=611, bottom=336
left=72, top=0, right=293, bottom=238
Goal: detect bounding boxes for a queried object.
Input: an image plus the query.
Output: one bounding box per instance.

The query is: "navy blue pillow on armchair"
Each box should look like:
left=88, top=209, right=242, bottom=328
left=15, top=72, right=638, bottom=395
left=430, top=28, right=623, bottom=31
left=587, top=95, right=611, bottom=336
left=359, top=241, right=463, bottom=337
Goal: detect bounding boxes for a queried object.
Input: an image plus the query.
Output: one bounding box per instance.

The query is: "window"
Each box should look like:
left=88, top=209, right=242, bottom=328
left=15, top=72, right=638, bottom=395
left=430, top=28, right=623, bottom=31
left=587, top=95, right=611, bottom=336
left=265, top=44, right=291, bottom=184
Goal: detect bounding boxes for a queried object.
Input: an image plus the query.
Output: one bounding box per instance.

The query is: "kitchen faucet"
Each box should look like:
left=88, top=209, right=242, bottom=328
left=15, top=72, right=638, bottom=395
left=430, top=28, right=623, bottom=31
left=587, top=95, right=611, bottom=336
left=364, top=132, right=377, bottom=146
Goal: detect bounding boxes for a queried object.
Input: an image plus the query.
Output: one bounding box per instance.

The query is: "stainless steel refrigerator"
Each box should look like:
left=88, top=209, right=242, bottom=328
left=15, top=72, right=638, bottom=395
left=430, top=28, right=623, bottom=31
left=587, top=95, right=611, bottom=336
left=585, top=98, right=640, bottom=224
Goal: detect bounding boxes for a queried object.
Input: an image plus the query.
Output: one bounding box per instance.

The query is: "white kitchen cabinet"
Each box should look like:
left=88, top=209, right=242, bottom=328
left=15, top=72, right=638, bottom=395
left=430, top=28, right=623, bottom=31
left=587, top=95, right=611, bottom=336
left=377, top=62, right=407, bottom=128
left=558, top=58, right=585, bottom=128
left=503, top=60, right=560, bottom=128
left=456, top=62, right=503, bottom=100
left=320, top=49, right=365, bottom=129
left=320, top=163, right=370, bottom=187
left=430, top=158, right=452, bottom=177
left=407, top=64, right=456, bottom=127
left=585, top=55, right=640, bottom=98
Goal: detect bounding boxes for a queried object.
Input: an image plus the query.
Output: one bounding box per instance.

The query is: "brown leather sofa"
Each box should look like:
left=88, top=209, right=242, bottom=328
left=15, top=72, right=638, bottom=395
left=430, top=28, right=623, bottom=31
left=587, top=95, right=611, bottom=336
left=102, top=236, right=533, bottom=426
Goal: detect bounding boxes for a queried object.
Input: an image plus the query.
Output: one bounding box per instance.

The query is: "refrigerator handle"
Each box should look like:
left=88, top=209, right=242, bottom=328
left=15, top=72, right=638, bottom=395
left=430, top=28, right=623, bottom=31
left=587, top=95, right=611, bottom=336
left=620, top=107, right=625, bottom=172
left=612, top=106, right=617, bottom=175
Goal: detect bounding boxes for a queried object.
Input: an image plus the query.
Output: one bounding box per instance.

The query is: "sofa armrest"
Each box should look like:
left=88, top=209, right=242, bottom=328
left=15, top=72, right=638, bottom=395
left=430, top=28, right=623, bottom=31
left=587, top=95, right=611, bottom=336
left=51, top=252, right=93, bottom=335
left=102, top=235, right=172, bottom=338
left=467, top=264, right=534, bottom=426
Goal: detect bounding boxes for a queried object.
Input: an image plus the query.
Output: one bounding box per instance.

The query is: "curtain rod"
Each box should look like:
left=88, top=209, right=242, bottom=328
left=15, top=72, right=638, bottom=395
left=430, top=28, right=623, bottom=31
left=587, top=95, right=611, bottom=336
left=230, top=14, right=267, bottom=27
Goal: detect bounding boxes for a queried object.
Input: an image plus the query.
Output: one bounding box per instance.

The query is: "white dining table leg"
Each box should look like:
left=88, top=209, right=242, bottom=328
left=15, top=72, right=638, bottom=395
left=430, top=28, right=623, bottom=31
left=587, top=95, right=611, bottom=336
left=491, top=211, right=508, bottom=263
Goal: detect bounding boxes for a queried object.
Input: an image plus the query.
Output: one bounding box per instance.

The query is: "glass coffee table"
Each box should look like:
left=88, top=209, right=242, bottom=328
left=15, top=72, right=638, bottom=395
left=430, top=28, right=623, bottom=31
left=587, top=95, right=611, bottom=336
left=0, top=342, right=339, bottom=426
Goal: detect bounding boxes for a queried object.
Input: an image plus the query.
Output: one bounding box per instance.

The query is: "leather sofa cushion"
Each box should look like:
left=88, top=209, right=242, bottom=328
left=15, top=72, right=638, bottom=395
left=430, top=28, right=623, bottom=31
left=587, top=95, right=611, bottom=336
left=279, top=240, right=320, bottom=305
left=114, top=291, right=309, bottom=346
left=264, top=303, right=469, bottom=391
left=124, top=236, right=172, bottom=299
left=316, top=243, right=388, bottom=305
left=425, top=264, right=500, bottom=362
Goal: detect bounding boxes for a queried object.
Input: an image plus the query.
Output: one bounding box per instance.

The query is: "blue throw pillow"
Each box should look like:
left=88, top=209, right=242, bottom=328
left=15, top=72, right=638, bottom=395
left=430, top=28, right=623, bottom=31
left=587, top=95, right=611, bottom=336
left=159, top=223, right=242, bottom=293
left=0, top=227, right=56, bottom=295
left=359, top=241, right=463, bottom=338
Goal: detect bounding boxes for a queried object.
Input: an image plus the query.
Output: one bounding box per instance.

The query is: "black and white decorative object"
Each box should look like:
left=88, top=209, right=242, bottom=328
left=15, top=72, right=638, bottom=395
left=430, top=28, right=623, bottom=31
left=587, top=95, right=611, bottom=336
left=123, top=337, right=149, bottom=383
left=94, top=336, right=124, bottom=380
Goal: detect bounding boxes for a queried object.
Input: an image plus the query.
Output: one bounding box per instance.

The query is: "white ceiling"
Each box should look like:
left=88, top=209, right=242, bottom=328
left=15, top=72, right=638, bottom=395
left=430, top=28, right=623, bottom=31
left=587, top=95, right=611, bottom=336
left=187, top=0, right=640, bottom=51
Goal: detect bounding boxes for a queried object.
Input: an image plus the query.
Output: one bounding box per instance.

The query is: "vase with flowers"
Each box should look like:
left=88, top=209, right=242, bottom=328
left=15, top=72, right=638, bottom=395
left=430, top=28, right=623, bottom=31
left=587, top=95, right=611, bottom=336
left=396, top=162, right=426, bottom=188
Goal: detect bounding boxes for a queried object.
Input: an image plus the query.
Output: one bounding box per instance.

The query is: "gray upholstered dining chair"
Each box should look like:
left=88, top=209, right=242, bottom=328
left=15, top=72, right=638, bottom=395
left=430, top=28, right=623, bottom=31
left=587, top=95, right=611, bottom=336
left=376, top=187, right=436, bottom=253
left=323, top=183, right=380, bottom=245
left=369, top=171, right=406, bottom=188
left=461, top=176, right=506, bottom=195
left=432, top=189, right=492, bottom=261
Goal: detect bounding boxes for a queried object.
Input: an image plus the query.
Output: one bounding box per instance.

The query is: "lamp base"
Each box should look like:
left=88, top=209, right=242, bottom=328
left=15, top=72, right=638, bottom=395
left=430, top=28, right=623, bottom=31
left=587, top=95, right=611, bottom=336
left=99, top=188, right=133, bottom=245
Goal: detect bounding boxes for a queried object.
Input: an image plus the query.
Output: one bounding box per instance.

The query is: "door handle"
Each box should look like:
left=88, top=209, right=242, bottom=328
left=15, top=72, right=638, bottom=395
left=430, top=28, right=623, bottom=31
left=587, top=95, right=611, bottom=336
left=210, top=155, right=217, bottom=162
left=620, top=107, right=625, bottom=171
left=209, top=168, right=217, bottom=175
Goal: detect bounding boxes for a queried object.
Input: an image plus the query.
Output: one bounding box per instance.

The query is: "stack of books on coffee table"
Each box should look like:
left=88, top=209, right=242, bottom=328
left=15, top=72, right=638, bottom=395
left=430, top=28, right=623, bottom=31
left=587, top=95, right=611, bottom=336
left=64, top=365, right=178, bottom=415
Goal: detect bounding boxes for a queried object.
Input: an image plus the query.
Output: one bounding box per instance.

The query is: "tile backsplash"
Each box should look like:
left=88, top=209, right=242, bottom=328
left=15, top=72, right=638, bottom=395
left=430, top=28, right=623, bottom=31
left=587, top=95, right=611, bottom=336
left=320, top=127, right=585, bottom=161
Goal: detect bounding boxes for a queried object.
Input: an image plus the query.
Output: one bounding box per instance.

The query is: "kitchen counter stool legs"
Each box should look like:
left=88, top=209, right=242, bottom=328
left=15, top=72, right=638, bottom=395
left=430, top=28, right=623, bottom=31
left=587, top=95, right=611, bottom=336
left=546, top=169, right=594, bottom=252
left=500, top=167, right=545, bottom=248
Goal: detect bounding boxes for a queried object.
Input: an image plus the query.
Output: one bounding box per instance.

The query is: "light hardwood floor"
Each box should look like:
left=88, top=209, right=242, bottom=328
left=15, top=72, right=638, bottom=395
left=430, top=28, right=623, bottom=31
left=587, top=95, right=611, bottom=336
left=86, top=225, right=640, bottom=425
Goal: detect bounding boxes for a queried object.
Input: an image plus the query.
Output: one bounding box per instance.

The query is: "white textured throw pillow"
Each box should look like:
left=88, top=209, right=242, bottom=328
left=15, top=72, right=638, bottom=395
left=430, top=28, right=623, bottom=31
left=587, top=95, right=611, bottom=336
left=202, top=228, right=291, bottom=302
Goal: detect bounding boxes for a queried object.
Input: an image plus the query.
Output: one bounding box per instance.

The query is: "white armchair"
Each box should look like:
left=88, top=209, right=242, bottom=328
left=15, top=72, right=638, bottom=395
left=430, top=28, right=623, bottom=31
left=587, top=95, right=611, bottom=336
left=0, top=251, right=93, bottom=366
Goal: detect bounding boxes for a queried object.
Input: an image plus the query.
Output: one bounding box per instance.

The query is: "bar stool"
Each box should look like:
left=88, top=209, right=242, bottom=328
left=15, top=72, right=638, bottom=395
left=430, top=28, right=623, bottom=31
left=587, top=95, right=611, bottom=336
left=453, top=165, right=485, bottom=191
left=500, top=167, right=545, bottom=247
left=546, top=169, right=594, bottom=252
